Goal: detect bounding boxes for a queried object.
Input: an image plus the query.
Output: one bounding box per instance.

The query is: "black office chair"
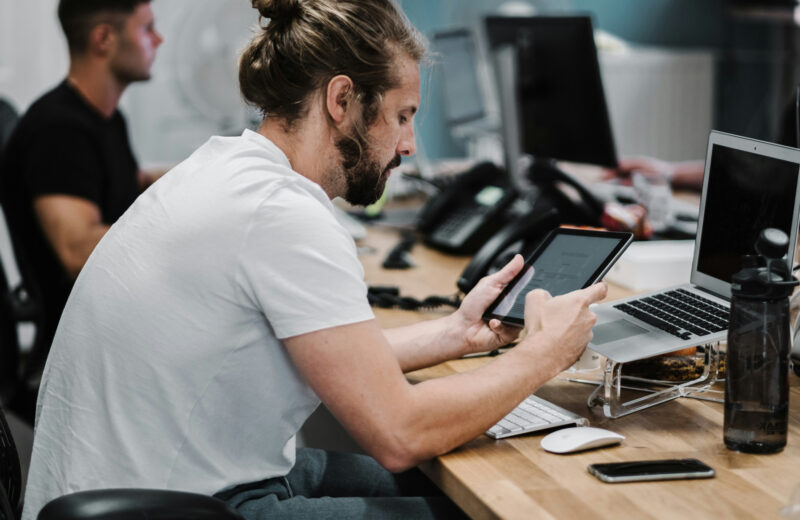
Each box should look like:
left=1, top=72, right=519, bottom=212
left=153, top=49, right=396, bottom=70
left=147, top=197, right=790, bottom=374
left=0, top=96, right=28, bottom=409
left=0, top=404, right=244, bottom=520
left=0, top=256, right=19, bottom=405
left=0, top=98, right=17, bottom=152
left=0, top=405, right=21, bottom=520
left=0, top=207, right=47, bottom=415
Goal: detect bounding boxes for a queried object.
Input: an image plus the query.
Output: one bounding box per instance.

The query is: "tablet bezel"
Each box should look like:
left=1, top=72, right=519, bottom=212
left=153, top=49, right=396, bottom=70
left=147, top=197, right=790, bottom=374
left=482, top=227, right=633, bottom=327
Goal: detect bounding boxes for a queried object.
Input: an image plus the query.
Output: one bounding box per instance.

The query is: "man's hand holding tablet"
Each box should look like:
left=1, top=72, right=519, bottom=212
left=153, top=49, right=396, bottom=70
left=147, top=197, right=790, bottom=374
left=483, top=228, right=633, bottom=327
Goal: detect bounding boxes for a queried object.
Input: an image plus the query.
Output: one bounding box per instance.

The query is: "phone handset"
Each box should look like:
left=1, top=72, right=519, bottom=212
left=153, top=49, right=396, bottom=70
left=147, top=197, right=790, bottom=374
left=528, top=159, right=605, bottom=226
left=416, top=162, right=517, bottom=255
left=456, top=207, right=560, bottom=293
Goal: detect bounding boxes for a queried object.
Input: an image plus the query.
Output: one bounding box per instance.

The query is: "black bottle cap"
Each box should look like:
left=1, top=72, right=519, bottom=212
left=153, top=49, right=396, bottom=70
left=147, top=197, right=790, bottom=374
left=731, top=228, right=798, bottom=300
left=755, top=228, right=789, bottom=259
left=731, top=263, right=798, bottom=300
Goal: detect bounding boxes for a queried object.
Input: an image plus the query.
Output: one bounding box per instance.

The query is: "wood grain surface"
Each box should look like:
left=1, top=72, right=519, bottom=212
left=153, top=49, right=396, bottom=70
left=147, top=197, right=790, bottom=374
left=358, top=224, right=800, bottom=520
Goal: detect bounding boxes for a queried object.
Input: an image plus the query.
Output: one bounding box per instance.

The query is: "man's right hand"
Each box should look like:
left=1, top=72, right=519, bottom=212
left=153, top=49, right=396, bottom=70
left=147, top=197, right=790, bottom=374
left=287, top=280, right=607, bottom=472
left=520, top=283, right=607, bottom=374
left=602, top=156, right=704, bottom=190
left=601, top=156, right=675, bottom=184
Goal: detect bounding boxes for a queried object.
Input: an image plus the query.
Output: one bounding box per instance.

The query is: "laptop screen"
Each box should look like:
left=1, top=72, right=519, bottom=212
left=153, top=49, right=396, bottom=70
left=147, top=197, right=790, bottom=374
left=693, top=132, right=800, bottom=297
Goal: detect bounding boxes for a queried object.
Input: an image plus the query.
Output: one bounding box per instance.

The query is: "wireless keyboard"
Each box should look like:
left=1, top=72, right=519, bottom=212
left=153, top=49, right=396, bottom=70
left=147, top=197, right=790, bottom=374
left=486, top=394, right=589, bottom=439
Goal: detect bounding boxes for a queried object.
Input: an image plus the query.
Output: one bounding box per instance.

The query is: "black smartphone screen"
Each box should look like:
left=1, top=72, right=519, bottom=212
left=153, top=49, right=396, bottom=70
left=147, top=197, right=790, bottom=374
left=483, top=228, right=633, bottom=326
left=588, top=458, right=715, bottom=483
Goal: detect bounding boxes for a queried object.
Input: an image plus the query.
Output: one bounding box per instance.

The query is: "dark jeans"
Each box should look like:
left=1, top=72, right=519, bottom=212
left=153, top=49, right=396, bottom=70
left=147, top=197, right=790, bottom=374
left=215, top=448, right=467, bottom=519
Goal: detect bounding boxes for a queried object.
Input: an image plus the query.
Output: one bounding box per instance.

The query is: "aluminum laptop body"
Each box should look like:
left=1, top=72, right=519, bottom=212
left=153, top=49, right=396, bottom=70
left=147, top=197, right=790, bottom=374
left=589, top=131, right=800, bottom=363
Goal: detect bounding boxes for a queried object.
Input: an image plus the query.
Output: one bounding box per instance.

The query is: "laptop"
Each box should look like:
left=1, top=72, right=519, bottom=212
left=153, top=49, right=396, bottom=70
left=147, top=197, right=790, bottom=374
left=589, top=130, right=800, bottom=364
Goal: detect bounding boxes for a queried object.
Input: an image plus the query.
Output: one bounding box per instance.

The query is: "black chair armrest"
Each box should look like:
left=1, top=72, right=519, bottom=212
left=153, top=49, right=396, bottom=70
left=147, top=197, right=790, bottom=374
left=37, top=488, right=244, bottom=520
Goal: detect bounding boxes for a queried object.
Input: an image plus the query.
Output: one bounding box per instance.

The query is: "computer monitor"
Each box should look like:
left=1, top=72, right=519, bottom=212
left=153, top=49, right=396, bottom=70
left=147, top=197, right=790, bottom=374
left=493, top=45, right=527, bottom=189
left=727, top=0, right=797, bottom=6
left=484, top=15, right=618, bottom=168
left=431, top=27, right=499, bottom=136
left=493, top=43, right=606, bottom=223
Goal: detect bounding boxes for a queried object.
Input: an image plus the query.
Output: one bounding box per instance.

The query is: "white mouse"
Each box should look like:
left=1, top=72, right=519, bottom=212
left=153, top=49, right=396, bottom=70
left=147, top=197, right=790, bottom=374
left=540, top=426, right=624, bottom=454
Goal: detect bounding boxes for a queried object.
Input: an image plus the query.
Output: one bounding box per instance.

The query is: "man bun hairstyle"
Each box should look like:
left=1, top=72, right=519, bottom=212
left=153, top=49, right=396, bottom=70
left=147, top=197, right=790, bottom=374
left=239, top=0, right=426, bottom=129
left=252, top=0, right=301, bottom=21
left=58, top=0, right=150, bottom=55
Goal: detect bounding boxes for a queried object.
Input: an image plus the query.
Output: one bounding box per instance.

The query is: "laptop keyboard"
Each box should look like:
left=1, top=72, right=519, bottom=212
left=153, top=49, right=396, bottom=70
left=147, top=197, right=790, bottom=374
left=486, top=394, right=588, bottom=439
left=613, top=288, right=729, bottom=341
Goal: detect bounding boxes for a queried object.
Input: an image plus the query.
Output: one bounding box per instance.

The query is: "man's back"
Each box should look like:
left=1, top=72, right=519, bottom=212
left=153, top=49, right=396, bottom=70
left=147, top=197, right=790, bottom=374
left=21, top=130, right=373, bottom=519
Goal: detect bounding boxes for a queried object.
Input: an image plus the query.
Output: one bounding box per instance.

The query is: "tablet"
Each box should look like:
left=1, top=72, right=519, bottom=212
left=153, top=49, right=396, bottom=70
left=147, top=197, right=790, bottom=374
left=483, top=228, right=633, bottom=326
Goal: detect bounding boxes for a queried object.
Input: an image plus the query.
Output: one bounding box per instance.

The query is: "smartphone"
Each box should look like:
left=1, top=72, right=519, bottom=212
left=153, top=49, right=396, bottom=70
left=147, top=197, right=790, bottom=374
left=483, top=228, right=633, bottom=327
left=588, top=458, right=715, bottom=483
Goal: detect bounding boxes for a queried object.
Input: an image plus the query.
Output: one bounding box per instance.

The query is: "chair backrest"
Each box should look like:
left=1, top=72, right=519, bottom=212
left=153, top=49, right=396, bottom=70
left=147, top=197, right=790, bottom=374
left=0, top=203, right=29, bottom=407
left=0, top=170, right=47, bottom=415
left=0, top=405, right=21, bottom=520
left=0, top=96, right=22, bottom=406
left=0, top=97, right=47, bottom=422
left=0, top=98, right=18, bottom=153
left=0, top=247, right=20, bottom=405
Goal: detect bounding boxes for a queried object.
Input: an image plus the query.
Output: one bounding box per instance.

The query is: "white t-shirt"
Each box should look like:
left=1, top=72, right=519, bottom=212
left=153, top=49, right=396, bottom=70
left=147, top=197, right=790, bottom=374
left=21, top=129, right=374, bottom=519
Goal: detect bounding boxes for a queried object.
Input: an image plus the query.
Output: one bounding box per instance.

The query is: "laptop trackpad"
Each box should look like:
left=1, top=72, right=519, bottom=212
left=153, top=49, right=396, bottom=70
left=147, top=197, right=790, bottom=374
left=593, top=320, right=649, bottom=344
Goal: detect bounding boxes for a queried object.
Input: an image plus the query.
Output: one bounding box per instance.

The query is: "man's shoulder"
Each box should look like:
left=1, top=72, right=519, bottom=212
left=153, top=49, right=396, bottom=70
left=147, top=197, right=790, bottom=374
left=207, top=134, right=328, bottom=208
left=20, top=82, right=97, bottom=133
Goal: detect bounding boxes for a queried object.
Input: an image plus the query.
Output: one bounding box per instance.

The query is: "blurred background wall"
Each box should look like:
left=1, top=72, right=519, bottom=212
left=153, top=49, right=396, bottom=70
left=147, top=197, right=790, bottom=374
left=1, top=0, right=797, bottom=165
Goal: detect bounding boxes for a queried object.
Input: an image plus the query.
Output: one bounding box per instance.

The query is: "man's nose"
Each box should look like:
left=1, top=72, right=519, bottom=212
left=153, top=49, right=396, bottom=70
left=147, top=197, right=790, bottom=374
left=397, top=127, right=416, bottom=157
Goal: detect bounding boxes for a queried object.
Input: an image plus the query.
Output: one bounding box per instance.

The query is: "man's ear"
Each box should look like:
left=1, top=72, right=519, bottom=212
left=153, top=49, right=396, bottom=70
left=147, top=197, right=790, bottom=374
left=325, top=75, right=355, bottom=127
left=87, top=23, right=117, bottom=57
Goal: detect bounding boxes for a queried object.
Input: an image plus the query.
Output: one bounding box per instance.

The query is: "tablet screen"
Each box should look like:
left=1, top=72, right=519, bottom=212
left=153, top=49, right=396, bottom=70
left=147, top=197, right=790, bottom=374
left=484, top=228, right=632, bottom=326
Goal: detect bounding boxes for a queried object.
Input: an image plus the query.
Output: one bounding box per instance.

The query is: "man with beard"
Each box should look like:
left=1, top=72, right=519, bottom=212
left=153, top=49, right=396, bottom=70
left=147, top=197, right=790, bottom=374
left=0, top=0, right=163, bottom=419
left=22, top=0, right=606, bottom=519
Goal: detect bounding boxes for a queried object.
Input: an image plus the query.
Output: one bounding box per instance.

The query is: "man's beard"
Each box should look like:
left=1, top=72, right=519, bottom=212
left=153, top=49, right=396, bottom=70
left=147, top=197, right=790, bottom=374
left=110, top=40, right=153, bottom=85
left=111, top=60, right=152, bottom=85
left=335, top=130, right=401, bottom=206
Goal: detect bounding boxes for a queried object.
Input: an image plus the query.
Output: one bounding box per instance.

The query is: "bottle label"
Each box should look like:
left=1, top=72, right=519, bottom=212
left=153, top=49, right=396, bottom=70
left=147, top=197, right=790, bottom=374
left=758, top=418, right=788, bottom=436
left=725, top=427, right=755, bottom=442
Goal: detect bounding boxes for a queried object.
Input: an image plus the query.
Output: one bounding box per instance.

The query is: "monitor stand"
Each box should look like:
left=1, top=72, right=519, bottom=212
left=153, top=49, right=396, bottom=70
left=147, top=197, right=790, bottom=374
left=571, top=342, right=725, bottom=419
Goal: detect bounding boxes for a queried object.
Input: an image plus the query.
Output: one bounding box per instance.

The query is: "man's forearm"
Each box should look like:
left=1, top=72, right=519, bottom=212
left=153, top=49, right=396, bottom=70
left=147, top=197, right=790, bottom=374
left=384, top=313, right=467, bottom=372
left=62, top=223, right=109, bottom=278
left=379, top=337, right=563, bottom=470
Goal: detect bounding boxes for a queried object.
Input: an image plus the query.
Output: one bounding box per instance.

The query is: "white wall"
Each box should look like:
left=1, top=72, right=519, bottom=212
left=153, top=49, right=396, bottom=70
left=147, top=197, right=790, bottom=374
left=0, top=1, right=714, bottom=167
left=600, top=47, right=714, bottom=162
left=123, top=0, right=256, bottom=166
left=0, top=0, right=256, bottom=166
left=0, top=0, right=68, bottom=113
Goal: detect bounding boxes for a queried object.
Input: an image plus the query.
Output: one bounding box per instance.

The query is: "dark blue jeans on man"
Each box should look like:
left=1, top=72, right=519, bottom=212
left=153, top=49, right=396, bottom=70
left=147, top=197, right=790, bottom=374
left=215, top=448, right=467, bottom=519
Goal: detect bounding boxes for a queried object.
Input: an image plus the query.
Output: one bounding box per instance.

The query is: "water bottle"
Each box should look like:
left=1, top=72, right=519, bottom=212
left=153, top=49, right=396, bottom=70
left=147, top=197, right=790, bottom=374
left=724, top=228, right=798, bottom=453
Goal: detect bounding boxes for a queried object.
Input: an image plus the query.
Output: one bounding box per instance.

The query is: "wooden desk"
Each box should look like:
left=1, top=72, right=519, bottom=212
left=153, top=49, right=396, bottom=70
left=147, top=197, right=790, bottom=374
left=360, top=226, right=800, bottom=520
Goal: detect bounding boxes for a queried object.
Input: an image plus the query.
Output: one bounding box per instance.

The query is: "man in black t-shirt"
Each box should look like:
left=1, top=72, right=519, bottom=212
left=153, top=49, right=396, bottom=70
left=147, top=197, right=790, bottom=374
left=0, top=0, right=163, bottom=412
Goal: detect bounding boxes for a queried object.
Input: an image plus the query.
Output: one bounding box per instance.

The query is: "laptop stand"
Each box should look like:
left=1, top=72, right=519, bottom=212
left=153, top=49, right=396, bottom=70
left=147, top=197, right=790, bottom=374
left=580, top=341, right=724, bottom=419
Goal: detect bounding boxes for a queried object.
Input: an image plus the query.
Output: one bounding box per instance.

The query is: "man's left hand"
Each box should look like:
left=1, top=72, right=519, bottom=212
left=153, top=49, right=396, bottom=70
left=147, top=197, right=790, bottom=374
left=452, top=254, right=525, bottom=355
